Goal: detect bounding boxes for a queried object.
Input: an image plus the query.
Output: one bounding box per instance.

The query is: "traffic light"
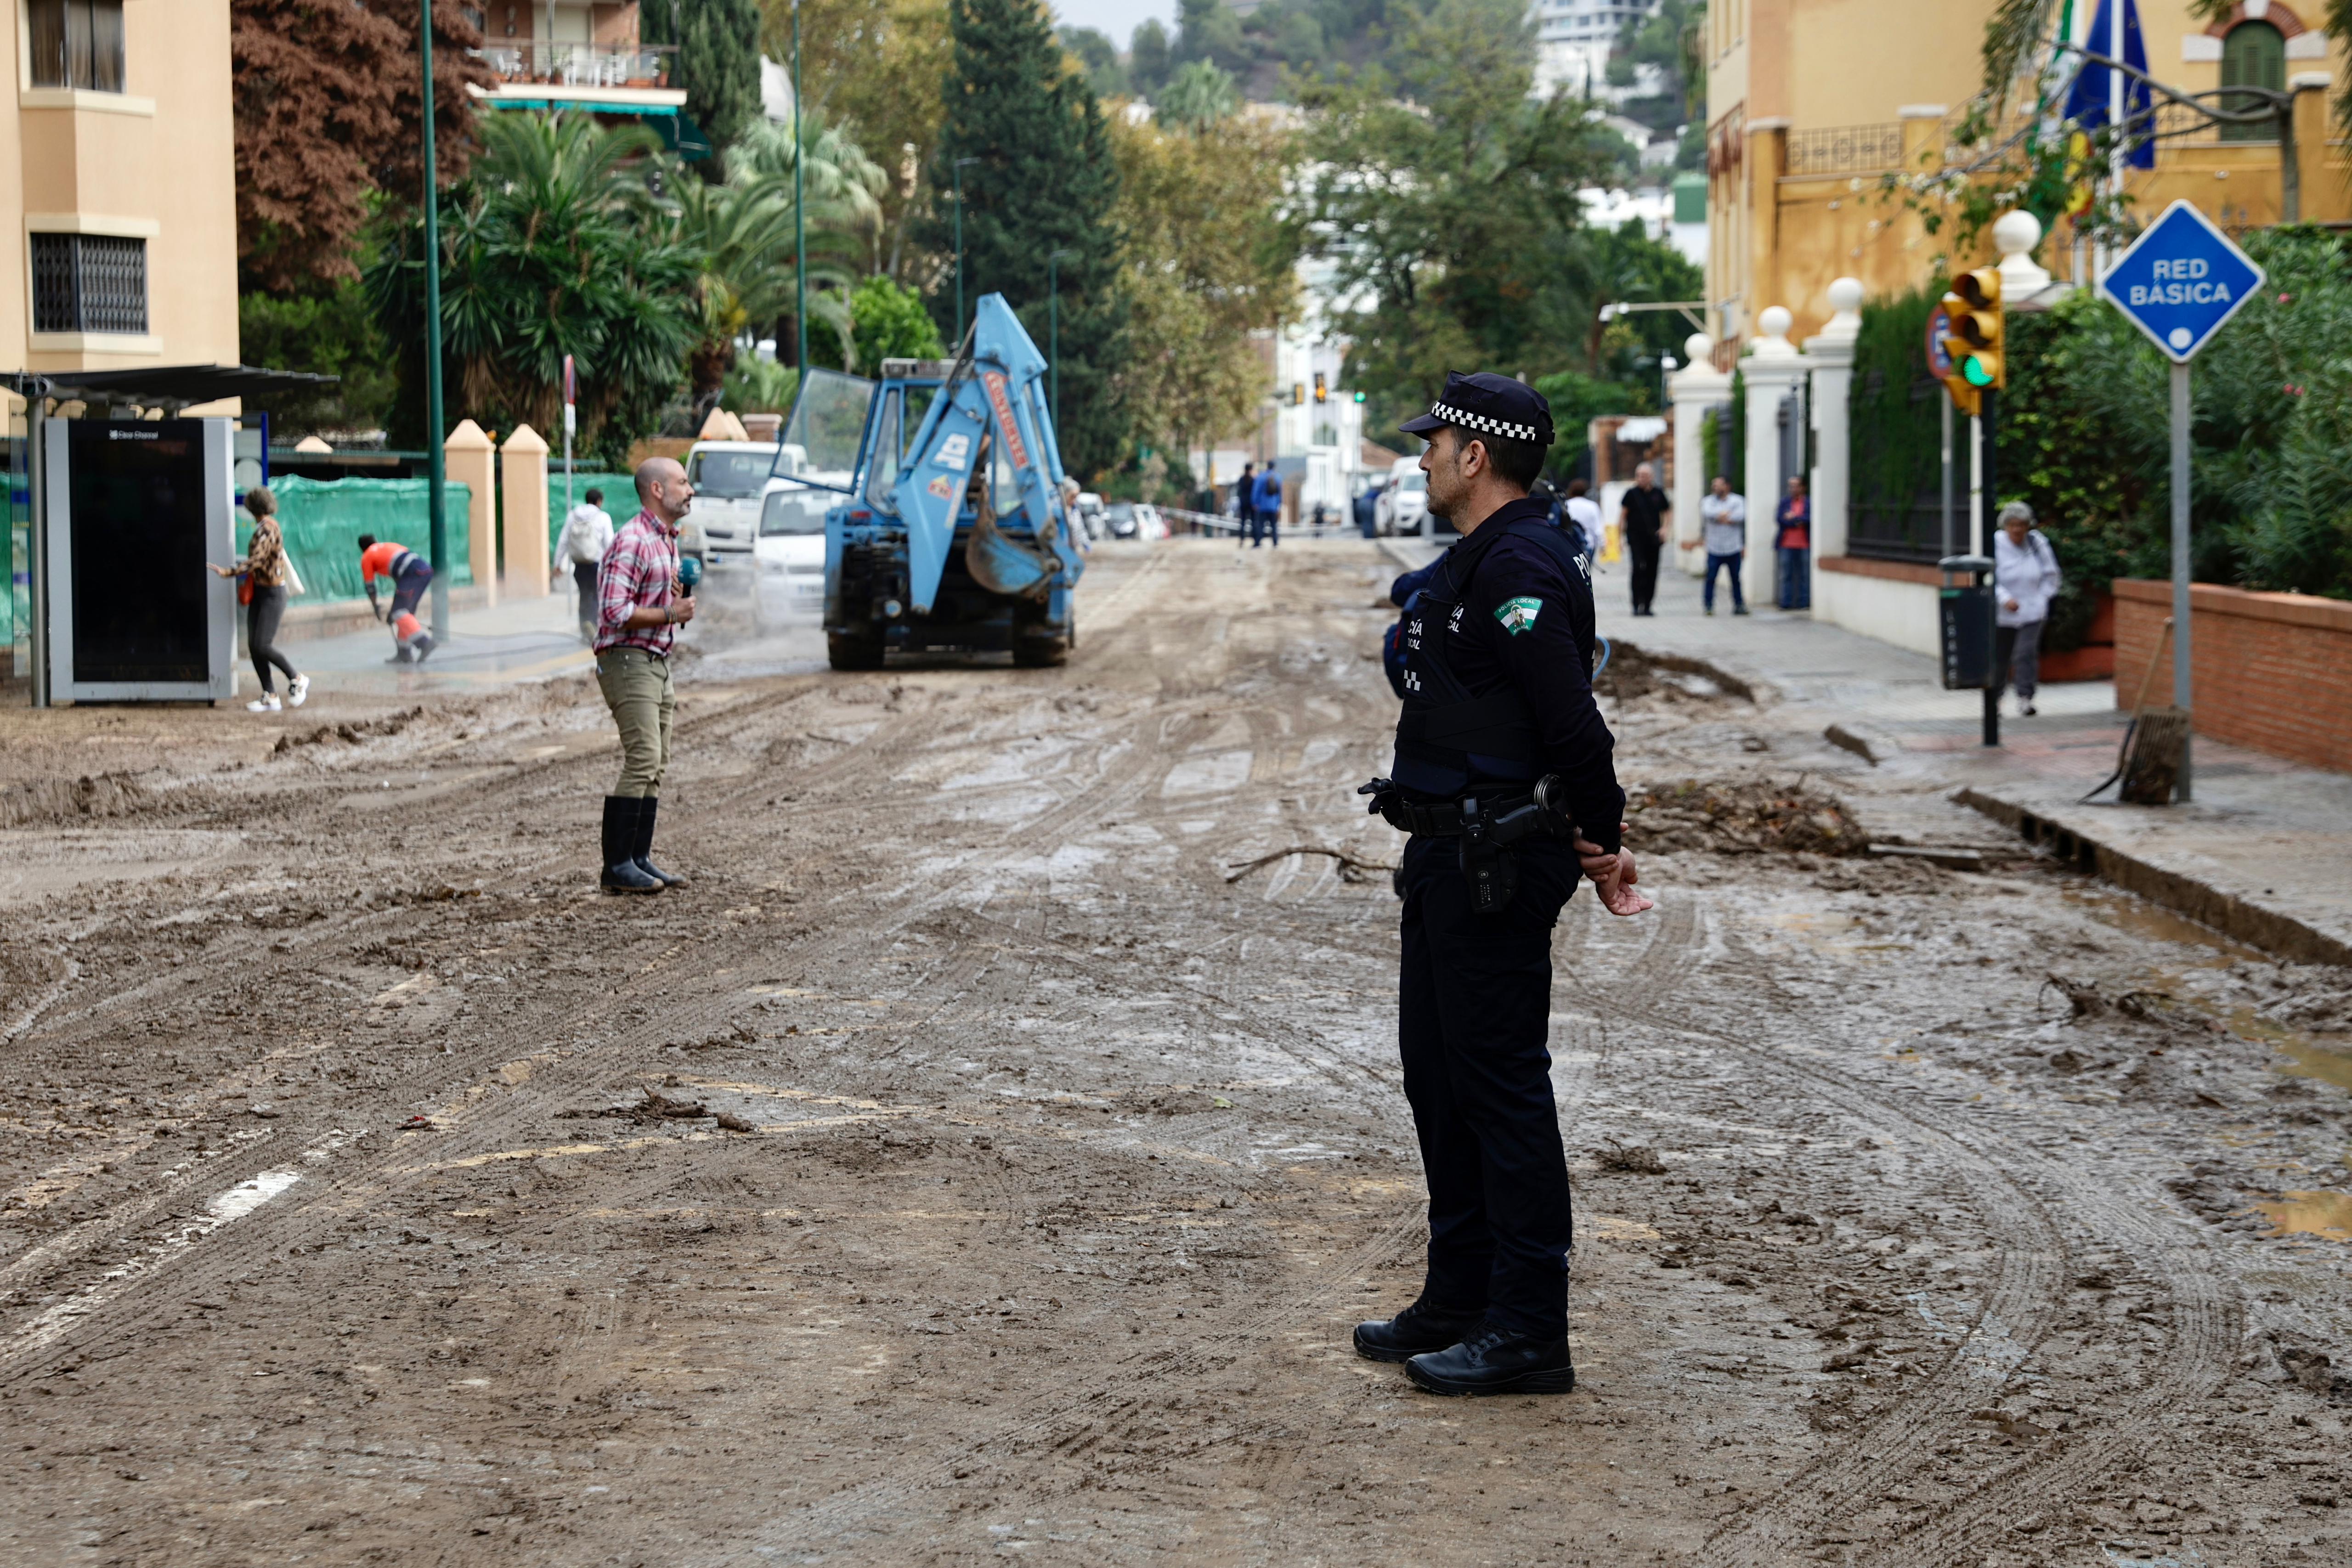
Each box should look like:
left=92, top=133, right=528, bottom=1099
left=1352, top=390, right=1365, bottom=404
left=1940, top=266, right=2005, bottom=413
left=1293, top=382, right=1306, bottom=406
left=1313, top=372, right=1327, bottom=404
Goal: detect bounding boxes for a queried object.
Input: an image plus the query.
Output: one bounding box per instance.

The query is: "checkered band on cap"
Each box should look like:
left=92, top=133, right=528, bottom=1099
left=1429, top=401, right=1542, bottom=443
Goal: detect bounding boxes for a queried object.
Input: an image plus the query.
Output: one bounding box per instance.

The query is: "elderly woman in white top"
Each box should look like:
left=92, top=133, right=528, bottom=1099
left=1993, top=500, right=2063, bottom=717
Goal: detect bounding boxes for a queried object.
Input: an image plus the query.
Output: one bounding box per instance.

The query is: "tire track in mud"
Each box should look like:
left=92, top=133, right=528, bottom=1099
left=707, top=1205, right=1426, bottom=1566
left=1613, top=908, right=2239, bottom=1568
left=0, top=688, right=1217, bottom=1385
left=0, top=680, right=843, bottom=1057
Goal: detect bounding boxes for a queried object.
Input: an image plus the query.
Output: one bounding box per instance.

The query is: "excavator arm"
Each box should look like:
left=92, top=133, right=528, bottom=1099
left=890, top=293, right=1078, bottom=615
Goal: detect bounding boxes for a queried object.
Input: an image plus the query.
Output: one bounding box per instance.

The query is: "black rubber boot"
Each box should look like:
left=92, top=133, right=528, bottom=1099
left=633, top=796, right=685, bottom=888
left=1354, top=1299, right=1487, bottom=1364
left=1405, top=1326, right=1575, bottom=1396
left=600, top=797, right=663, bottom=894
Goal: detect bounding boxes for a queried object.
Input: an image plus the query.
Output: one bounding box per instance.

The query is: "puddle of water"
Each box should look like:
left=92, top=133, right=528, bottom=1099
left=2221, top=1007, right=2352, bottom=1094
left=2065, top=889, right=2265, bottom=966
left=2253, top=1190, right=2352, bottom=1241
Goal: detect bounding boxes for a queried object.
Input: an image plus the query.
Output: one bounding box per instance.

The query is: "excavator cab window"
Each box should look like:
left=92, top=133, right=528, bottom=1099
left=864, top=389, right=903, bottom=513
left=774, top=367, right=876, bottom=491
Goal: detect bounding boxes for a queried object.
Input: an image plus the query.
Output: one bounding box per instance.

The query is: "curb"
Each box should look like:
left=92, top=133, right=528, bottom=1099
left=1955, top=786, right=2352, bottom=967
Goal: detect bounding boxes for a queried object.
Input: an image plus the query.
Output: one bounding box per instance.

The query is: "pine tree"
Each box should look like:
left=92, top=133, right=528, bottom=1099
left=643, top=0, right=762, bottom=162
left=917, top=0, right=1128, bottom=479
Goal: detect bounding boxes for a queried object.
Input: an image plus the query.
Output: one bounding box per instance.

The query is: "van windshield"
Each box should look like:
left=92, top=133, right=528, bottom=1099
left=1398, top=471, right=1426, bottom=493
left=760, top=489, right=829, bottom=536
left=689, top=451, right=777, bottom=499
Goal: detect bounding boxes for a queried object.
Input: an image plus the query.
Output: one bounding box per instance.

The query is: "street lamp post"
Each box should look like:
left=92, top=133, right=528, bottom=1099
left=792, top=0, right=806, bottom=374
left=420, top=0, right=448, bottom=641
left=953, top=156, right=980, bottom=344
left=1047, top=248, right=1075, bottom=435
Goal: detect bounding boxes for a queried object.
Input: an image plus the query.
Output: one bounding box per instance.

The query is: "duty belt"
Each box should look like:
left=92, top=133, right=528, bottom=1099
left=1372, top=790, right=1538, bottom=838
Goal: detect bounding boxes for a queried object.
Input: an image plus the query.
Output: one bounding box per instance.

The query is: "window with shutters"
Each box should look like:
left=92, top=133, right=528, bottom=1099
left=30, top=234, right=147, bottom=336
left=2220, top=22, right=2286, bottom=142
left=26, top=0, right=125, bottom=92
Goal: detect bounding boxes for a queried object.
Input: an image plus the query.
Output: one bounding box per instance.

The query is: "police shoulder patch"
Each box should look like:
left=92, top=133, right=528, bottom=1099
left=1494, top=596, right=1543, bottom=635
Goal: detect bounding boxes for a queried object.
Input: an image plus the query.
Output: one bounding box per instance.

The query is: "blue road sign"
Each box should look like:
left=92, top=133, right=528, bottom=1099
left=2098, top=200, right=2265, bottom=362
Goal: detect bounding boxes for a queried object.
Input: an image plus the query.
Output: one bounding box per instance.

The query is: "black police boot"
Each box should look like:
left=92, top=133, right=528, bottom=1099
left=1405, top=1325, right=1575, bottom=1396
left=633, top=795, right=686, bottom=888
left=599, top=797, right=663, bottom=894
left=1353, top=1299, right=1487, bottom=1364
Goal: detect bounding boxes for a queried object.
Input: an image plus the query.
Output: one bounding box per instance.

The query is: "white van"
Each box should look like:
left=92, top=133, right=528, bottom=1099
left=1377, top=461, right=1430, bottom=536
left=686, top=441, right=801, bottom=567
left=750, top=482, right=830, bottom=628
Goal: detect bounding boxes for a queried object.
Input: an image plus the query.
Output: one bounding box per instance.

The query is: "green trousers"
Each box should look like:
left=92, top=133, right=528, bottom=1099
left=596, top=647, right=674, bottom=798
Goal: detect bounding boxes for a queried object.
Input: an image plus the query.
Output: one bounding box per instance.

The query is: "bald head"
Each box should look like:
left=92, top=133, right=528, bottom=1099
left=635, top=457, right=693, bottom=525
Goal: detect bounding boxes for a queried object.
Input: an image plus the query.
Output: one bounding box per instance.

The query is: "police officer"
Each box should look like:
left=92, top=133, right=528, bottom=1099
left=1356, top=371, right=1646, bottom=1397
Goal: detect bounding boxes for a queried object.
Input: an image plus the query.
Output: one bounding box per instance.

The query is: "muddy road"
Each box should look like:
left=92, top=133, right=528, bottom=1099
left=0, top=539, right=2346, bottom=1566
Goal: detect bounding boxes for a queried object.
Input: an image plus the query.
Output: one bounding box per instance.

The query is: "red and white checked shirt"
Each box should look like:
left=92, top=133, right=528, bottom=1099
left=593, top=509, right=682, bottom=657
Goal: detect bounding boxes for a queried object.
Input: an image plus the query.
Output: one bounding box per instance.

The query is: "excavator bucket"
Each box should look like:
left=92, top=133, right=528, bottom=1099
left=892, top=293, right=1072, bottom=615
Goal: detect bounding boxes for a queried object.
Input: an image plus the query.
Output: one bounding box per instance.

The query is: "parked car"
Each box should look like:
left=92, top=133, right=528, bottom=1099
left=750, top=482, right=830, bottom=629
left=1103, top=501, right=1138, bottom=539
left=1073, top=491, right=1108, bottom=541
left=686, top=441, right=801, bottom=568
left=1133, top=502, right=1167, bottom=540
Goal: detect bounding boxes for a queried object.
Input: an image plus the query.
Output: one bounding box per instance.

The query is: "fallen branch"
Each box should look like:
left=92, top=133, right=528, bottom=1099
left=1224, top=846, right=1397, bottom=884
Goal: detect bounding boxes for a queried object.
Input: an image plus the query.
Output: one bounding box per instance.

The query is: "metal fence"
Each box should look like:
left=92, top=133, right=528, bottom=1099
left=1849, top=498, right=1956, bottom=566
left=1784, top=121, right=1907, bottom=177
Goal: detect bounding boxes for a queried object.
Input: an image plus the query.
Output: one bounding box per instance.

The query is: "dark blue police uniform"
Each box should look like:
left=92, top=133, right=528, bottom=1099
left=1356, top=372, right=1625, bottom=1397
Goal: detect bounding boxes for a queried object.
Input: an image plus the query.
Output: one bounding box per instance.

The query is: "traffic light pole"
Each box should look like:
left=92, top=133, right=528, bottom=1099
left=1979, top=386, right=1999, bottom=749
left=2171, top=361, right=2194, bottom=801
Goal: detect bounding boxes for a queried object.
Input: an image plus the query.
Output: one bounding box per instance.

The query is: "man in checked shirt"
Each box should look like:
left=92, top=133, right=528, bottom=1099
left=593, top=457, right=698, bottom=893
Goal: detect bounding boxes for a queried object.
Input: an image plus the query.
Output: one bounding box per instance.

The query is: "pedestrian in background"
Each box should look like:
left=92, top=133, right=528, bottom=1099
left=1619, top=463, right=1668, bottom=616
left=357, top=533, right=435, bottom=662
left=211, top=485, right=308, bottom=713
left=593, top=458, right=698, bottom=894
left=554, top=485, right=615, bottom=641
left=1563, top=478, right=1603, bottom=569
left=1993, top=500, right=2062, bottom=718
left=1697, top=475, right=1750, bottom=616
left=1355, top=480, right=1380, bottom=539
left=1775, top=475, right=1811, bottom=611
left=1252, top=466, right=1283, bottom=548
left=1234, top=462, right=1256, bottom=545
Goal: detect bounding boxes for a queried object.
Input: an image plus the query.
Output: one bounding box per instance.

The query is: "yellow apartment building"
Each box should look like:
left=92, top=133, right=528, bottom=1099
left=1, top=0, right=239, bottom=379
left=1704, top=0, right=2349, bottom=346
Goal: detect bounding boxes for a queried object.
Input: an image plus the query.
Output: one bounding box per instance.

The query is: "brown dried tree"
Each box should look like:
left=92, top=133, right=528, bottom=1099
left=232, top=0, right=495, bottom=293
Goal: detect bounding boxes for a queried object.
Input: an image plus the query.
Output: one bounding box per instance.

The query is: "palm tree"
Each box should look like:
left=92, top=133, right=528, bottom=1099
left=673, top=113, right=890, bottom=404
left=368, top=110, right=701, bottom=459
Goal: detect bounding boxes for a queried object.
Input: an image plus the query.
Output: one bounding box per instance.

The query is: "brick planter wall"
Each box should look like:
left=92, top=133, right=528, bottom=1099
left=2113, top=579, right=2352, bottom=773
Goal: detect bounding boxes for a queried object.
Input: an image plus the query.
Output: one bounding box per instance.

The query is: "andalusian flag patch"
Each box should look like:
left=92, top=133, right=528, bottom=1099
left=1494, top=596, right=1543, bottom=635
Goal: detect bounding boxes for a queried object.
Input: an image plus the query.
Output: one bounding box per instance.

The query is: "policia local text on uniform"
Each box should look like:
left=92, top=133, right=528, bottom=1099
left=1357, top=371, right=1651, bottom=1398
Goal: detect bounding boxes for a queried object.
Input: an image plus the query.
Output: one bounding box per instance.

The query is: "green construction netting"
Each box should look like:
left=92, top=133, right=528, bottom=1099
left=239, top=476, right=474, bottom=602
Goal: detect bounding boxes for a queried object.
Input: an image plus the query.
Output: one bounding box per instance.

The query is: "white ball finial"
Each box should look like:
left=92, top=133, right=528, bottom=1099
left=1826, top=277, right=1866, bottom=315
left=1758, top=305, right=1793, bottom=340
left=1992, top=209, right=2043, bottom=259
left=1993, top=209, right=2053, bottom=296
left=1684, top=331, right=1713, bottom=364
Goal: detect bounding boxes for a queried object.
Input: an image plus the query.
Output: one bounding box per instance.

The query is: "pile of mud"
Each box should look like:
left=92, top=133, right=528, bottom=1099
left=1596, top=641, right=1754, bottom=705
left=0, top=771, right=179, bottom=828
left=1626, top=777, right=1872, bottom=857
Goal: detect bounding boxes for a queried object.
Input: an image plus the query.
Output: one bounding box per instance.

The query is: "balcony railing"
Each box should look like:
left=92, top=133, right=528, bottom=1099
left=470, top=41, right=673, bottom=91
left=1783, top=121, right=1909, bottom=177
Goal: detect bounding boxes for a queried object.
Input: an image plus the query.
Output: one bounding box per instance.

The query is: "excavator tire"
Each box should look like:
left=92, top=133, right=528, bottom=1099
left=827, top=630, right=886, bottom=671
left=1011, top=637, right=1069, bottom=669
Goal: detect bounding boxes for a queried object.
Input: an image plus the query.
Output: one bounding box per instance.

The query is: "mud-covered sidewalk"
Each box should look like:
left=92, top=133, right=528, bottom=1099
left=0, top=539, right=2346, bottom=1566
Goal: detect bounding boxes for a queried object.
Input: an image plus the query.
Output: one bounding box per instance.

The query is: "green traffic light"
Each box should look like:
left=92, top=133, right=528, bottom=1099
left=1963, top=357, right=1995, bottom=388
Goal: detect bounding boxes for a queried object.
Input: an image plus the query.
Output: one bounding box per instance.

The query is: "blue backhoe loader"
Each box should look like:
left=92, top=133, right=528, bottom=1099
left=769, top=293, right=1085, bottom=671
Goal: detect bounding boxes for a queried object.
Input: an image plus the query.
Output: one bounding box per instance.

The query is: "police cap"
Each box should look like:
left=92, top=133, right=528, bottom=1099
left=1399, top=370, right=1555, bottom=450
